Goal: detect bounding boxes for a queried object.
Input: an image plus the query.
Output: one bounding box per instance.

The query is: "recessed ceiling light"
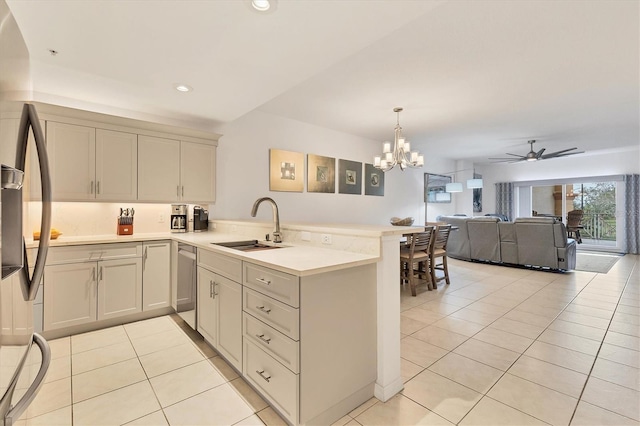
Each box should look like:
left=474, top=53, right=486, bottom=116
left=252, top=0, right=270, bottom=11
left=174, top=84, right=193, bottom=93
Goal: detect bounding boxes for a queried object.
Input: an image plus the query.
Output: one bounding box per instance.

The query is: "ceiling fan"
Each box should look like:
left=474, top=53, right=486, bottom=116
left=489, top=140, right=584, bottom=163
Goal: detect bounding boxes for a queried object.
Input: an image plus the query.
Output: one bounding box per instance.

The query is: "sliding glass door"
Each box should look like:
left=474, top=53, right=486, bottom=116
left=526, top=178, right=624, bottom=252
left=570, top=182, right=618, bottom=249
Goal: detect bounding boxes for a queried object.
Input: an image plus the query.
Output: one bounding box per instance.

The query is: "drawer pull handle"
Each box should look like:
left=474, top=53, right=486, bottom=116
left=256, top=334, right=271, bottom=344
left=256, top=278, right=271, bottom=285
left=256, top=306, right=271, bottom=314
left=256, top=370, right=271, bottom=382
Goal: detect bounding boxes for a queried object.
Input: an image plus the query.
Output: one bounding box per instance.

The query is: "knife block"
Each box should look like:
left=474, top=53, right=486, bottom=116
left=117, top=224, right=133, bottom=235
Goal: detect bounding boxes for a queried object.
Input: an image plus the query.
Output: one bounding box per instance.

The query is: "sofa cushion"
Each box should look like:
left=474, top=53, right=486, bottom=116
left=498, top=222, right=518, bottom=264
left=467, top=218, right=500, bottom=261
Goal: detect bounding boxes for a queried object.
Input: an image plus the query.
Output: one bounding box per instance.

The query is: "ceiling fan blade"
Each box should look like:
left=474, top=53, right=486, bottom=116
left=541, top=147, right=578, bottom=157
left=488, top=157, right=526, bottom=163
left=541, top=148, right=581, bottom=159
left=504, top=153, right=526, bottom=158
left=543, top=150, right=585, bottom=159
left=535, top=148, right=546, bottom=159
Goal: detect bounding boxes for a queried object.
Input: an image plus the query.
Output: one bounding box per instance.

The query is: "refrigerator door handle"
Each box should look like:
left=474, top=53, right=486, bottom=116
left=15, top=103, right=52, bottom=301
left=1, top=333, right=51, bottom=426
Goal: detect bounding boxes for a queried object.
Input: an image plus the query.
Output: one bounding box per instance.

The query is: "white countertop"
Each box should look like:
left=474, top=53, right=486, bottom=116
left=26, top=231, right=382, bottom=277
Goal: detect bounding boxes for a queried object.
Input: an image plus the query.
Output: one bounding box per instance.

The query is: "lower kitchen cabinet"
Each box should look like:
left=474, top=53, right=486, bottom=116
left=43, top=262, right=97, bottom=330
left=43, top=243, right=143, bottom=331
left=96, top=257, right=142, bottom=321
left=241, top=262, right=377, bottom=425
left=196, top=266, right=217, bottom=344
left=0, top=272, right=37, bottom=338
left=197, top=249, right=243, bottom=371
left=196, top=265, right=242, bottom=371
left=142, top=241, right=171, bottom=311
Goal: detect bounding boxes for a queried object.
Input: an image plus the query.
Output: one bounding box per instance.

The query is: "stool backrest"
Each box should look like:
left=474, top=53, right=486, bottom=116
left=433, top=225, right=452, bottom=251
left=406, top=226, right=435, bottom=254
left=566, top=210, right=583, bottom=228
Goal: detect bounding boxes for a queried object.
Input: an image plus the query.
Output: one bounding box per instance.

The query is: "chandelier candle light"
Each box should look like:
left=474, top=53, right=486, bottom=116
left=374, top=107, right=424, bottom=172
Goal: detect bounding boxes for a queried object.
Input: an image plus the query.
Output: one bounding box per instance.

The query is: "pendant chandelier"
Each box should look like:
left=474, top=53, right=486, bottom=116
left=374, top=107, right=424, bottom=172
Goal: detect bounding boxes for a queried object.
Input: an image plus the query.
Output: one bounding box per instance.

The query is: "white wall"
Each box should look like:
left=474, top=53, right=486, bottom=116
left=476, top=146, right=640, bottom=216
left=213, top=110, right=458, bottom=226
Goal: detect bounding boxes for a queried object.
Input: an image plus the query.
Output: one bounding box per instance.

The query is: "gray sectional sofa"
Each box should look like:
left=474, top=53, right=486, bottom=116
left=436, top=215, right=577, bottom=271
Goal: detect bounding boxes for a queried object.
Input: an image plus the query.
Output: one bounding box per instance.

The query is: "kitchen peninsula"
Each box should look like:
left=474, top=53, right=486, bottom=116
left=24, top=220, right=419, bottom=425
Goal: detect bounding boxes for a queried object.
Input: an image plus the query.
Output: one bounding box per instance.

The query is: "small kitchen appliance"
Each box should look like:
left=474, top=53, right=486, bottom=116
left=170, top=204, right=187, bottom=232
left=193, top=206, right=209, bottom=232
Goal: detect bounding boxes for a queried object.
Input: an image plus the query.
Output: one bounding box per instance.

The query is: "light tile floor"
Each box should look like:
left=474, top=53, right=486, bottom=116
left=16, top=254, right=639, bottom=425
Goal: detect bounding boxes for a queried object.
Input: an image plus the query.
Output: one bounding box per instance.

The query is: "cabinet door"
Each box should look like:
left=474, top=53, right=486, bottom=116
left=0, top=118, right=44, bottom=201
left=181, top=141, right=216, bottom=203
left=97, top=258, right=142, bottom=321
left=47, top=122, right=96, bottom=200
left=142, top=241, right=171, bottom=311
left=216, top=275, right=242, bottom=371
left=95, top=129, right=137, bottom=201
left=197, top=267, right=217, bottom=345
left=0, top=274, right=31, bottom=337
left=138, top=135, right=180, bottom=202
left=44, top=263, right=97, bottom=330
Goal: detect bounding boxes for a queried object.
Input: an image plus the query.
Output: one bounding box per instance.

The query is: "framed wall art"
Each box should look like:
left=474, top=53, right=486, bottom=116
left=269, top=149, right=304, bottom=192
left=307, top=154, right=335, bottom=193
left=364, top=163, right=384, bottom=196
left=424, top=173, right=451, bottom=203
left=338, top=159, right=362, bottom=195
left=473, top=172, right=482, bottom=212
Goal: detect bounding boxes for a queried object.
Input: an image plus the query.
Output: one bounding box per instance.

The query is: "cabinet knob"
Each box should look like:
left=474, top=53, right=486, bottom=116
left=255, top=278, right=271, bottom=286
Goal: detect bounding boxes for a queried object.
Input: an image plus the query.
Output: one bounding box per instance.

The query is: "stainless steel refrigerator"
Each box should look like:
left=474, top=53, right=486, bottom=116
left=0, top=103, right=52, bottom=426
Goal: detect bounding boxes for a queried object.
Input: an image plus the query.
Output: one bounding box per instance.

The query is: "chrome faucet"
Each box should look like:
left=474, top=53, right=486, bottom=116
left=251, top=197, right=282, bottom=243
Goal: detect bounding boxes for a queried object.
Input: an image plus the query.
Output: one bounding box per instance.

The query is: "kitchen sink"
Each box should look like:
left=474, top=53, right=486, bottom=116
left=211, top=240, right=283, bottom=252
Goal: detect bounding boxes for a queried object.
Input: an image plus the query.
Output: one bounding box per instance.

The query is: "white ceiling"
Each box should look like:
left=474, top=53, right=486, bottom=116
left=5, top=0, right=639, bottom=162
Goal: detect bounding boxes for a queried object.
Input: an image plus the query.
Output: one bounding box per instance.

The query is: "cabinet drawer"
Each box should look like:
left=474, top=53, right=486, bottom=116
left=243, top=288, right=299, bottom=341
left=244, top=340, right=298, bottom=424
left=47, top=243, right=141, bottom=265
left=243, top=263, right=299, bottom=308
left=243, top=312, right=299, bottom=373
left=198, top=249, right=242, bottom=282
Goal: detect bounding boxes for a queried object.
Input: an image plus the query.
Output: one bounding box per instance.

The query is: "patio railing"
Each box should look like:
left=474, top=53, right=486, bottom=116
left=580, top=213, right=616, bottom=241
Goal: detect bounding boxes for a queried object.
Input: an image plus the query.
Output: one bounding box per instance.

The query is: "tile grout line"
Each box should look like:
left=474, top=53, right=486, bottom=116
left=422, top=265, right=635, bottom=424
left=567, top=258, right=639, bottom=425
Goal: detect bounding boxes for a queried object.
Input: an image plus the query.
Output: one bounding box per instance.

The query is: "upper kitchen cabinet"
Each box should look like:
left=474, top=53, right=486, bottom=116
left=138, top=136, right=216, bottom=203
left=47, top=123, right=138, bottom=201
left=95, top=129, right=137, bottom=200
left=138, top=135, right=181, bottom=202
left=47, top=122, right=96, bottom=200
left=181, top=141, right=216, bottom=203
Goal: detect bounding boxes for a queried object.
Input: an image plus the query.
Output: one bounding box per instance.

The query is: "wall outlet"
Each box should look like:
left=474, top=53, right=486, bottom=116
left=301, top=231, right=311, bottom=241
left=158, top=214, right=165, bottom=223
left=321, top=234, right=332, bottom=244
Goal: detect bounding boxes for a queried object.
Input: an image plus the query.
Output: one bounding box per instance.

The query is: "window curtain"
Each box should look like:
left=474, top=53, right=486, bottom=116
left=495, top=182, right=515, bottom=221
left=624, top=174, right=639, bottom=254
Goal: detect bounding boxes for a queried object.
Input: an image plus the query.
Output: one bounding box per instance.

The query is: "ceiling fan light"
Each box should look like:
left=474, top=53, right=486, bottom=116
left=446, top=182, right=463, bottom=193
left=526, top=157, right=537, bottom=162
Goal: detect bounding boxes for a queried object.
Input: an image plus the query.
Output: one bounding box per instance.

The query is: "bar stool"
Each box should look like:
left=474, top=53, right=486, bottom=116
left=400, top=227, right=435, bottom=296
left=430, top=225, right=452, bottom=287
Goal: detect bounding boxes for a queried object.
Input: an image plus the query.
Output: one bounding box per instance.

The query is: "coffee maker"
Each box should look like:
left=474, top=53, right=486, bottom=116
left=170, top=204, right=187, bottom=232
left=193, top=206, right=209, bottom=232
